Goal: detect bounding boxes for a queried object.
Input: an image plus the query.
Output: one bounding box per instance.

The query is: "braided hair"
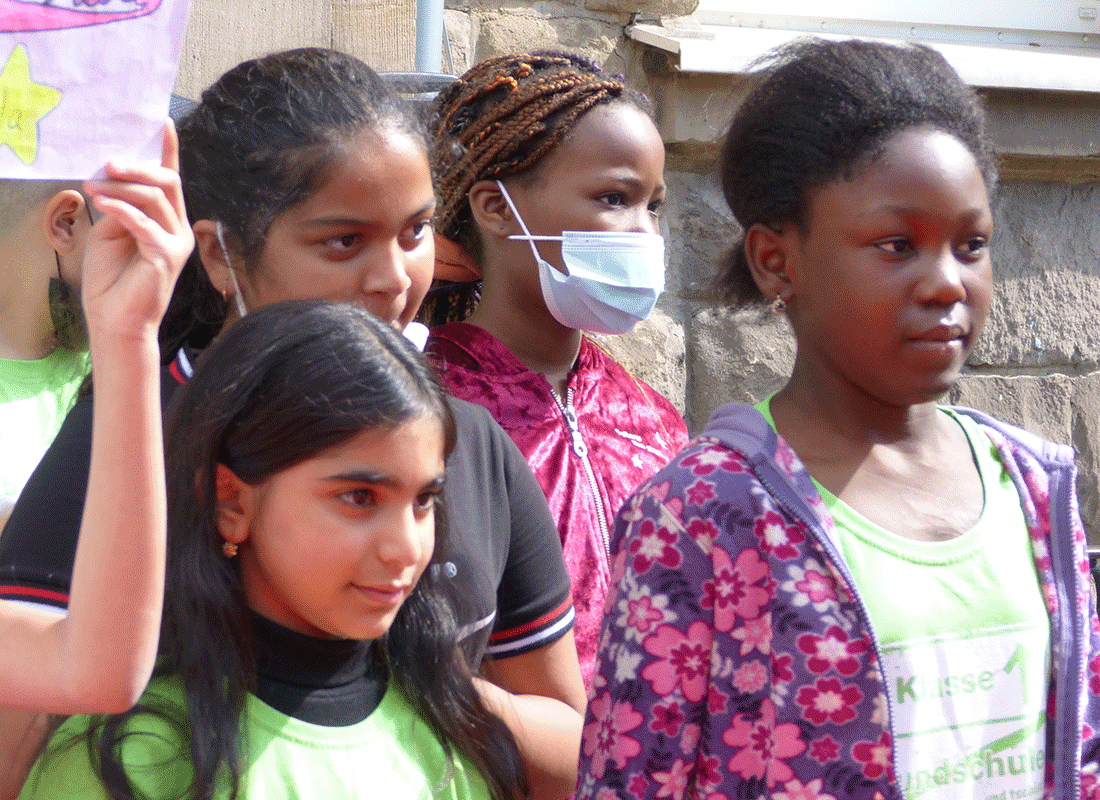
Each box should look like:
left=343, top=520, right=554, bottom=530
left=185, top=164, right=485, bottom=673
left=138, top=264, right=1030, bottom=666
left=425, top=52, right=648, bottom=324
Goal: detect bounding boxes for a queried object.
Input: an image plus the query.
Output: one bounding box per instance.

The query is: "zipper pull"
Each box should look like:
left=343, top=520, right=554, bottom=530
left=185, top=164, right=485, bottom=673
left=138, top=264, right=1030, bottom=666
left=562, top=406, right=588, bottom=457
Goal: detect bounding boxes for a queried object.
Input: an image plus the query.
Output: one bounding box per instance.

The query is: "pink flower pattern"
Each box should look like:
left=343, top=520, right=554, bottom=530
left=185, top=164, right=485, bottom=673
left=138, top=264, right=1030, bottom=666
left=583, top=691, right=644, bottom=780
left=642, top=621, right=713, bottom=703
left=627, top=519, right=682, bottom=575
left=685, top=478, right=717, bottom=506
left=851, top=731, right=893, bottom=781
left=623, top=593, right=666, bottom=637
left=575, top=411, right=1100, bottom=800
left=772, top=778, right=839, bottom=800
left=795, top=677, right=863, bottom=725
left=702, top=545, right=771, bottom=632
left=796, top=625, right=868, bottom=676
left=808, top=735, right=841, bottom=764
left=722, top=699, right=807, bottom=787
left=753, top=510, right=806, bottom=560
left=650, top=700, right=685, bottom=737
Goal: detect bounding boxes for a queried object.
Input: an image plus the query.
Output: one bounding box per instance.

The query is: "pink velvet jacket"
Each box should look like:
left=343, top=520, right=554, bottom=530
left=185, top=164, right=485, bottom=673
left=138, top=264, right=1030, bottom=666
left=427, top=322, right=689, bottom=688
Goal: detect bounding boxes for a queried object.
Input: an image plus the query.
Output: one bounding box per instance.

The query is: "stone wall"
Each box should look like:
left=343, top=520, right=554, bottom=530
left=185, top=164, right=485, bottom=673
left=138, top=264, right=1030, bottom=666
left=173, top=4, right=1100, bottom=540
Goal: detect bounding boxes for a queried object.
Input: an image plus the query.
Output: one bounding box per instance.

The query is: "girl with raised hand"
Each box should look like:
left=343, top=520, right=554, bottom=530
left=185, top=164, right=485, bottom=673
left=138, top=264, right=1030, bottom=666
left=579, top=39, right=1100, bottom=800
left=0, top=48, right=583, bottom=800
left=0, top=124, right=191, bottom=712
left=426, top=53, right=689, bottom=689
left=19, top=301, right=525, bottom=800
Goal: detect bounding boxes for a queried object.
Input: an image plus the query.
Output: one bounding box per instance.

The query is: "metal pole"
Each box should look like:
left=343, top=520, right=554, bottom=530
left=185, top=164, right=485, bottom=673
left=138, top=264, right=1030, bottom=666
left=415, top=0, right=444, bottom=73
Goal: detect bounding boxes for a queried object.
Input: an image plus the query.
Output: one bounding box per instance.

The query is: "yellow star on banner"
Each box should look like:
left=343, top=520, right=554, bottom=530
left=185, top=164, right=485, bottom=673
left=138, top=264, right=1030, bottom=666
left=0, top=45, right=61, bottom=165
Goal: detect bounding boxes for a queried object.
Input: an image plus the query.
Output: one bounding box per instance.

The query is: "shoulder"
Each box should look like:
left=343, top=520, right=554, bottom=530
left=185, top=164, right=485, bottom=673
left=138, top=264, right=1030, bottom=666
left=446, top=397, right=522, bottom=467
left=948, top=405, right=1075, bottom=470
left=612, top=403, right=821, bottom=550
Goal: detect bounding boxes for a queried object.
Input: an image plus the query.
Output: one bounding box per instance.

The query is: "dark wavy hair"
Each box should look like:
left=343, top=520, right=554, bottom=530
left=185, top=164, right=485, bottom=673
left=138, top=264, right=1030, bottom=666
left=717, top=38, right=997, bottom=306
left=69, top=301, right=524, bottom=800
left=159, top=47, right=423, bottom=360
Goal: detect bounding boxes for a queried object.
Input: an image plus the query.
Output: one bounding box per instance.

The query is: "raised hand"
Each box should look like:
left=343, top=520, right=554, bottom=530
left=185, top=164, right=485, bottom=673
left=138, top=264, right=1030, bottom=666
left=80, top=121, right=193, bottom=343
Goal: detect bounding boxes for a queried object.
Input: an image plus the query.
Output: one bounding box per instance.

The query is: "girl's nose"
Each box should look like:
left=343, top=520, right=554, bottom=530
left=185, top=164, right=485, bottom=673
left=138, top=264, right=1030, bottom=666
left=363, top=241, right=413, bottom=299
left=630, top=207, right=660, bottom=237
left=376, top=503, right=432, bottom=573
left=916, top=249, right=968, bottom=305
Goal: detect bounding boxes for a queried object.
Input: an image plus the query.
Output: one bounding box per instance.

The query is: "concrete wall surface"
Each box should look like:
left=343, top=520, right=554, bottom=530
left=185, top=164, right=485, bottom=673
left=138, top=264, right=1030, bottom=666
left=173, top=5, right=1100, bottom=540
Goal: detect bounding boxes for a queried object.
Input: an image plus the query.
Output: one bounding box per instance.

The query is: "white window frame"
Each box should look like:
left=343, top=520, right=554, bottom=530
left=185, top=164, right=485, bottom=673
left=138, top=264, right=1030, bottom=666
left=630, top=1, right=1100, bottom=93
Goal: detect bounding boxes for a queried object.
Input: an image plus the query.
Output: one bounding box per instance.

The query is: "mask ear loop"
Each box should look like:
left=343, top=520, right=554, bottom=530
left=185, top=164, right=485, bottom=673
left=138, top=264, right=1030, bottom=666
left=495, top=180, right=546, bottom=267
left=215, top=221, right=249, bottom=319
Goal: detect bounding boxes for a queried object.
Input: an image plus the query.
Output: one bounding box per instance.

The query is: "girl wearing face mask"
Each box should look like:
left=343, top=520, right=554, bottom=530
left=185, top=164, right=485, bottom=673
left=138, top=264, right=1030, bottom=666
left=19, top=301, right=526, bottom=800
left=425, top=52, right=690, bottom=690
left=0, top=49, right=583, bottom=800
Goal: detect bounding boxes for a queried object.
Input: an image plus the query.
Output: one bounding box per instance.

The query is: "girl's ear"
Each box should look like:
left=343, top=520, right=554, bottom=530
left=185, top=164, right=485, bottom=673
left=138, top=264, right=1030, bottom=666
left=192, top=219, right=236, bottom=299
left=744, top=222, right=794, bottom=304
left=214, top=463, right=253, bottom=546
left=43, top=189, right=90, bottom=283
left=467, top=179, right=514, bottom=240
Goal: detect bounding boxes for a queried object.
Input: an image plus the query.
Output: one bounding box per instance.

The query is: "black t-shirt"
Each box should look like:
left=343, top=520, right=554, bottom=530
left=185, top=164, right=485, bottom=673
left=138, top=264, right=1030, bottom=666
left=0, top=348, right=573, bottom=666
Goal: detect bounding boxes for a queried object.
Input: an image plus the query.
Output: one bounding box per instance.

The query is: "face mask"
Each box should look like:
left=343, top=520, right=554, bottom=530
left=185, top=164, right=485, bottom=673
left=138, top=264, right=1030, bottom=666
left=215, top=221, right=249, bottom=319
left=496, top=181, right=665, bottom=335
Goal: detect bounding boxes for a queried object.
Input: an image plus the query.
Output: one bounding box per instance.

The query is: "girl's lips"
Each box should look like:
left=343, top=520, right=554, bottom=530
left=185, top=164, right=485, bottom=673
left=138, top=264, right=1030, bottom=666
left=353, top=584, right=409, bottom=605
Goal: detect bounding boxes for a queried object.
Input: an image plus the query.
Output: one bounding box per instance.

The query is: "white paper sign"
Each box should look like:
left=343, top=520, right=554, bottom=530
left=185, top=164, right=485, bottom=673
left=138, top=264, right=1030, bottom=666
left=0, top=0, right=190, bottom=178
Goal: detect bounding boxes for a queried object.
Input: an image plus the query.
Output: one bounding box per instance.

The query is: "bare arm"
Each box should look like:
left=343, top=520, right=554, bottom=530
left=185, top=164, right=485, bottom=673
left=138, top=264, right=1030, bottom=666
left=0, top=123, right=192, bottom=714
left=476, top=630, right=586, bottom=800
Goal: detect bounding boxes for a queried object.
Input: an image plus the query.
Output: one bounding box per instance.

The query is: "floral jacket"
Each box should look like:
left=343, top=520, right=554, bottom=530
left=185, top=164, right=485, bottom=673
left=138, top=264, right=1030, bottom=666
left=427, top=322, right=688, bottom=689
left=578, top=403, right=1100, bottom=800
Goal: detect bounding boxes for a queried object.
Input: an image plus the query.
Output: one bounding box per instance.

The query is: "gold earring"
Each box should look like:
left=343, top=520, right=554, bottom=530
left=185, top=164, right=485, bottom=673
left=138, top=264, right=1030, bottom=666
left=222, top=541, right=238, bottom=558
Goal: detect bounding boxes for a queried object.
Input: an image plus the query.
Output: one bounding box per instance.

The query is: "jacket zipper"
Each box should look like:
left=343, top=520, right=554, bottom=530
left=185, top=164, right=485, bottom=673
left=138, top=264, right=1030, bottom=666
left=1048, top=464, right=1083, bottom=800
left=753, top=461, right=904, bottom=800
left=551, top=387, right=612, bottom=557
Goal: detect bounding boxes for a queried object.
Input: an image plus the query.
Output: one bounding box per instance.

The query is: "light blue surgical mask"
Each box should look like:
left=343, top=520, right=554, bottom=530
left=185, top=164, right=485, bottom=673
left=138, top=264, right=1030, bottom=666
left=496, top=180, right=665, bottom=335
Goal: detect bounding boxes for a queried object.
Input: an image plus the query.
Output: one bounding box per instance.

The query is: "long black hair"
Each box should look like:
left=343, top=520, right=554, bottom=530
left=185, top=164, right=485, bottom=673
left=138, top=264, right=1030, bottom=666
left=717, top=38, right=997, bottom=306
left=79, top=301, right=525, bottom=800
left=159, top=47, right=423, bottom=359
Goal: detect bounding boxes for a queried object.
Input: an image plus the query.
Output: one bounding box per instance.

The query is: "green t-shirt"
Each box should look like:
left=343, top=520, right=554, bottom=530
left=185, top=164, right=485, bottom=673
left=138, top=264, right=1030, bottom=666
left=0, top=347, right=88, bottom=517
left=756, top=399, right=1050, bottom=800
left=19, top=676, right=492, bottom=800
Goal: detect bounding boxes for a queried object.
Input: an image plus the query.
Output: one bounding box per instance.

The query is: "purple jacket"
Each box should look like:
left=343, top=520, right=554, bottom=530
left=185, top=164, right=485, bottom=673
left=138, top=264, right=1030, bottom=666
left=578, top=403, right=1100, bottom=800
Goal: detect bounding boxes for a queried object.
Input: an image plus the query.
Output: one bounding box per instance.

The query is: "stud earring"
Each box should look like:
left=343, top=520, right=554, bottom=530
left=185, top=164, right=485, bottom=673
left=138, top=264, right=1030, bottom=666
left=770, top=294, right=787, bottom=314
left=222, top=541, right=238, bottom=558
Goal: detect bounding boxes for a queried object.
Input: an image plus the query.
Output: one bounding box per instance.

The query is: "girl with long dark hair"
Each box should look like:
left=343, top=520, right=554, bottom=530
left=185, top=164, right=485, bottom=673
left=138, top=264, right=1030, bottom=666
left=19, top=300, right=525, bottom=800
left=0, top=48, right=583, bottom=798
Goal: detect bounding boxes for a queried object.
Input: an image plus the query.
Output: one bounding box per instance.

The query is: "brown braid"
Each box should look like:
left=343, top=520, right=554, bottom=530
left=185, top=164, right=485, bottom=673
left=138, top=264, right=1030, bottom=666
left=422, top=52, right=648, bottom=325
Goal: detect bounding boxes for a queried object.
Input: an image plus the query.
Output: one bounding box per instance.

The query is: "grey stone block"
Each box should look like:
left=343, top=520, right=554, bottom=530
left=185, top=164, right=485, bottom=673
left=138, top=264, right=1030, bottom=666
left=687, top=306, right=794, bottom=431
left=972, top=181, right=1100, bottom=369
left=584, top=0, right=697, bottom=18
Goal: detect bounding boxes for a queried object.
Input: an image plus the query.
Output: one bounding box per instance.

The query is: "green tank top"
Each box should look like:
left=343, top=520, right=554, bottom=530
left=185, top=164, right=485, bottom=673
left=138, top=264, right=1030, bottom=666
left=756, top=398, right=1050, bottom=800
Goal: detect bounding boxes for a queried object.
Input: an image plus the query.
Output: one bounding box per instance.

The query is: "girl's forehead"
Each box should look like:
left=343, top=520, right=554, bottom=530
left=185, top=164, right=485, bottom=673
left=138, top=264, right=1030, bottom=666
left=535, top=102, right=664, bottom=181
left=811, top=128, right=990, bottom=215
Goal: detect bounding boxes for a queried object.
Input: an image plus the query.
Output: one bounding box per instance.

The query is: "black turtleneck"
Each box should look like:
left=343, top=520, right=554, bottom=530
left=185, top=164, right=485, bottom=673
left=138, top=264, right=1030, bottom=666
left=250, top=611, right=387, bottom=726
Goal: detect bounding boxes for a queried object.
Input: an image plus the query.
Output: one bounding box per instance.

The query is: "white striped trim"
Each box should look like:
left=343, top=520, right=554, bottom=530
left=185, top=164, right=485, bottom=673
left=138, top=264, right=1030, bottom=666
left=485, top=605, right=575, bottom=657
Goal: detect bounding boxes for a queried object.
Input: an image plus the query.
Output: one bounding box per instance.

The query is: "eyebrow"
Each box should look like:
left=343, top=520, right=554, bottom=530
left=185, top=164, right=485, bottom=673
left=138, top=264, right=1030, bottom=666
left=324, top=471, right=446, bottom=491
left=300, top=200, right=437, bottom=229
left=874, top=205, right=989, bottom=218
